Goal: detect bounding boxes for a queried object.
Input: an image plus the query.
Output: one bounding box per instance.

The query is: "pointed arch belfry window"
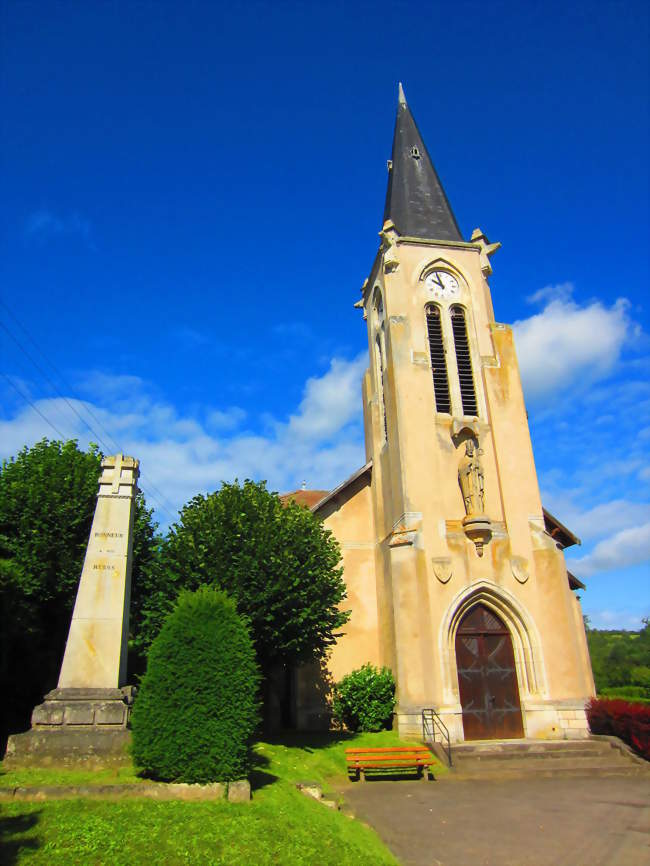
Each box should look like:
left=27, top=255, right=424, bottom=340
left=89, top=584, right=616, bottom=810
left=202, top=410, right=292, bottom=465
left=373, top=292, right=388, bottom=441
left=375, top=334, right=388, bottom=440
left=425, top=304, right=451, bottom=414
left=450, top=305, right=478, bottom=416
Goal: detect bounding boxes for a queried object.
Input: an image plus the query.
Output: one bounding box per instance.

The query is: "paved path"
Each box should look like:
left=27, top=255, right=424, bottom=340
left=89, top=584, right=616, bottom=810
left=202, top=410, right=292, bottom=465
left=342, top=776, right=650, bottom=866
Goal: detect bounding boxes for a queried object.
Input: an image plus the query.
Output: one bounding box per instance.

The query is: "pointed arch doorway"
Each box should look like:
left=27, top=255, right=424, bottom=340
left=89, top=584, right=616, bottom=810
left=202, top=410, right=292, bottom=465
left=455, top=604, right=525, bottom=740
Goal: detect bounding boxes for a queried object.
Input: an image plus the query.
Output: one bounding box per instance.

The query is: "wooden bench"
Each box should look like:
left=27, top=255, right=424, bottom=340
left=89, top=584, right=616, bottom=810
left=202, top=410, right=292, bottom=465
left=345, top=746, right=434, bottom=782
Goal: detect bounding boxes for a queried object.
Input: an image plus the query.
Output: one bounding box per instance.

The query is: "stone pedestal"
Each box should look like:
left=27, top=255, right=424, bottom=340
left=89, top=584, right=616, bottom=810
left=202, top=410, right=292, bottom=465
left=5, top=688, right=136, bottom=765
left=462, top=513, right=493, bottom=556
left=6, top=455, right=140, bottom=765
left=32, top=687, right=135, bottom=729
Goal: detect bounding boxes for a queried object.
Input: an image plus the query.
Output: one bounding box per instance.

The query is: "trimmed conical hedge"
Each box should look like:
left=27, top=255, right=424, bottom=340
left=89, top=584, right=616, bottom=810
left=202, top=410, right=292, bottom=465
left=131, top=586, right=260, bottom=783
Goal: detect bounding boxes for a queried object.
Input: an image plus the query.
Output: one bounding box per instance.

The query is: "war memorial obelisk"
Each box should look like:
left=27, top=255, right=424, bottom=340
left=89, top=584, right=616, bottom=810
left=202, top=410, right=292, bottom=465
left=6, top=455, right=140, bottom=763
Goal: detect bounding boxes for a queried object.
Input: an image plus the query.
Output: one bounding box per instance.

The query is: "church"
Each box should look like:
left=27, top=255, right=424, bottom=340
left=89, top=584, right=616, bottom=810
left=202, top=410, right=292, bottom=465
left=285, top=85, right=595, bottom=742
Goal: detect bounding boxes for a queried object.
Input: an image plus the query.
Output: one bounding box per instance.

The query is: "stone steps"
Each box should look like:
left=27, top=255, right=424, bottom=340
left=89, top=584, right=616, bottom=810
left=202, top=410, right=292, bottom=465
left=452, top=753, right=632, bottom=768
left=453, top=739, right=600, bottom=752
left=444, top=765, right=648, bottom=781
left=439, top=737, right=648, bottom=781
left=454, top=747, right=613, bottom=763
left=450, top=755, right=626, bottom=768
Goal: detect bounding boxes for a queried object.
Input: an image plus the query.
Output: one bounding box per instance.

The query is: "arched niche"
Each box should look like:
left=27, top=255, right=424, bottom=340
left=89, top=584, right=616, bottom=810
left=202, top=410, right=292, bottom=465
left=439, top=581, right=547, bottom=708
left=416, top=257, right=469, bottom=291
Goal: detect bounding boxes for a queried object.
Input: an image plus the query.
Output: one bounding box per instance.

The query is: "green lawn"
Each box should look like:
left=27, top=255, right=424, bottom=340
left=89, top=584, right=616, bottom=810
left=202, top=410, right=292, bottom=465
left=0, top=764, right=143, bottom=788
left=0, top=731, right=441, bottom=865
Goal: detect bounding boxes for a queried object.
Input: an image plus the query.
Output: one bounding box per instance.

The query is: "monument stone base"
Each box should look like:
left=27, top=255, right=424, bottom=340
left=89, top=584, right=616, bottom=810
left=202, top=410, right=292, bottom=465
left=5, top=687, right=135, bottom=766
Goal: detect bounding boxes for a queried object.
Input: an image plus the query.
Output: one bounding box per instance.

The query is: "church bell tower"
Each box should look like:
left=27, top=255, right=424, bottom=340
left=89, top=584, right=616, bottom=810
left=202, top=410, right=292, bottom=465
left=353, top=84, right=594, bottom=740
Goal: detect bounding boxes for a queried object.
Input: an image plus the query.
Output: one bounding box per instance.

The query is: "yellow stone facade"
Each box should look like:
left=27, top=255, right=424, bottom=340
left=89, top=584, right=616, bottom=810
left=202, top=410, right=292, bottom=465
left=296, top=228, right=595, bottom=741
left=293, top=90, right=595, bottom=742
left=294, top=180, right=595, bottom=743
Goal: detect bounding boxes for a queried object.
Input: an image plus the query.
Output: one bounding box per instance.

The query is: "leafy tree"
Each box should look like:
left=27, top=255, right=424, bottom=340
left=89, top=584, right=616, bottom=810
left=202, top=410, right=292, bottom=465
left=132, top=587, right=260, bottom=783
left=0, top=439, right=158, bottom=743
left=630, top=666, right=650, bottom=689
left=128, top=501, right=167, bottom=678
left=135, top=480, right=348, bottom=681
left=587, top=620, right=650, bottom=700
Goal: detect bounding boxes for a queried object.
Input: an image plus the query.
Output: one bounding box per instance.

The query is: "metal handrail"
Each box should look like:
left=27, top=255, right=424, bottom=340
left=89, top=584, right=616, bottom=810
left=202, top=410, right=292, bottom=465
left=422, top=708, right=452, bottom=767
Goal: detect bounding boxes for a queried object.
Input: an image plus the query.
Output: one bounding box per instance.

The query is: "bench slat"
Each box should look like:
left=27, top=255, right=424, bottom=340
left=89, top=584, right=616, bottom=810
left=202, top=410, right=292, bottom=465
left=348, top=760, right=431, bottom=767
left=346, top=754, right=429, bottom=760
left=345, top=746, right=434, bottom=780
left=347, top=754, right=433, bottom=764
left=345, top=747, right=430, bottom=753
left=346, top=754, right=431, bottom=760
left=346, top=751, right=430, bottom=758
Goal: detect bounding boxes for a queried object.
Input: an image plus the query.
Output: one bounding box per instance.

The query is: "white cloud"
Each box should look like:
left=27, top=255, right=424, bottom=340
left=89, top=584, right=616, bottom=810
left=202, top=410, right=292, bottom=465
left=25, top=209, right=92, bottom=243
left=287, top=354, right=366, bottom=441
left=175, top=327, right=211, bottom=348
left=570, top=522, right=650, bottom=578
left=76, top=371, right=146, bottom=402
left=513, top=286, right=631, bottom=403
left=272, top=321, right=313, bottom=340
left=0, top=355, right=368, bottom=527
left=588, top=609, right=646, bottom=630
left=542, top=498, right=650, bottom=542
left=526, top=282, right=574, bottom=305
left=206, top=407, right=247, bottom=431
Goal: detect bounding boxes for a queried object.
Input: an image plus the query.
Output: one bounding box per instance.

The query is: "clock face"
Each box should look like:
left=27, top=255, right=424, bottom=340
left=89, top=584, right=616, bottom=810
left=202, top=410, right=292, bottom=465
left=425, top=270, right=460, bottom=299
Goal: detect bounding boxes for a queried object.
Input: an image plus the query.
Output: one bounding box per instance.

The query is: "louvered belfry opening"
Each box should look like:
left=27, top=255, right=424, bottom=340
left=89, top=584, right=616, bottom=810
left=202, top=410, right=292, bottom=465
left=375, top=335, right=388, bottom=440
left=425, top=304, right=451, bottom=414
left=450, top=305, right=477, bottom=416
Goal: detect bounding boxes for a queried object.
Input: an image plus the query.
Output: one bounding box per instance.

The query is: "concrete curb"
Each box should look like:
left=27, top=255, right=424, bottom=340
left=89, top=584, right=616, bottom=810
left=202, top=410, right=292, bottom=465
left=0, top=779, right=251, bottom=802
left=295, top=780, right=341, bottom=810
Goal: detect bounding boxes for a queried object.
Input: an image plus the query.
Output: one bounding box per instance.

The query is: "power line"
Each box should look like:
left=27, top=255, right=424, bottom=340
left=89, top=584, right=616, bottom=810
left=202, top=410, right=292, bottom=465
left=1, top=301, right=180, bottom=517
left=3, top=365, right=176, bottom=522
left=0, top=301, right=124, bottom=449
left=0, top=381, right=175, bottom=521
left=1, top=371, right=68, bottom=440
left=139, top=478, right=178, bottom=524
left=1, top=303, right=178, bottom=524
left=1, top=320, right=115, bottom=454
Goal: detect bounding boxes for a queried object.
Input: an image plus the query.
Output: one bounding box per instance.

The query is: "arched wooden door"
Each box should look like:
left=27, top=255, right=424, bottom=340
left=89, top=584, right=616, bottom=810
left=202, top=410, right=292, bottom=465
left=455, top=604, right=524, bottom=740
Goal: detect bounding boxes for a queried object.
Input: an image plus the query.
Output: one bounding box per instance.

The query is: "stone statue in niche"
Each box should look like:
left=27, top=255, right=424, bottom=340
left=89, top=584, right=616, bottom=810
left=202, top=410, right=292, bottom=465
left=457, top=436, right=492, bottom=556
left=458, top=438, right=485, bottom=517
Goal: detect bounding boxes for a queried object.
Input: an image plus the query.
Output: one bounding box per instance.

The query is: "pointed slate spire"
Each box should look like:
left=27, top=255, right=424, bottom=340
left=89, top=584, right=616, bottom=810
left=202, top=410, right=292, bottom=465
left=383, top=84, right=463, bottom=242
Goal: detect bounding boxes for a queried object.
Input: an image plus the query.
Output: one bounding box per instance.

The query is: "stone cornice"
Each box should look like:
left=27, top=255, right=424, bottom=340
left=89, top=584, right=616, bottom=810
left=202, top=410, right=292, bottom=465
left=395, top=237, right=482, bottom=251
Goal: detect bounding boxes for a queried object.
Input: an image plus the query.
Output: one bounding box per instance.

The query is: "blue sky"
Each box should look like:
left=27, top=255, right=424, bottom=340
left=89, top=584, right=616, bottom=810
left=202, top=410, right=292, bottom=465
left=1, top=1, right=648, bottom=629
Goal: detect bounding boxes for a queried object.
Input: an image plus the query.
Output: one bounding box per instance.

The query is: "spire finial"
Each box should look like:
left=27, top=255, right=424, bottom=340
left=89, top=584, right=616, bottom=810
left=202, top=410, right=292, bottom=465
left=398, top=81, right=407, bottom=106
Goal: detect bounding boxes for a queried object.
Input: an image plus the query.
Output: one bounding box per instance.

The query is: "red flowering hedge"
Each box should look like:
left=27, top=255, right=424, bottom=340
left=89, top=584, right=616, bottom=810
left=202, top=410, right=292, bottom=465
left=586, top=697, right=650, bottom=760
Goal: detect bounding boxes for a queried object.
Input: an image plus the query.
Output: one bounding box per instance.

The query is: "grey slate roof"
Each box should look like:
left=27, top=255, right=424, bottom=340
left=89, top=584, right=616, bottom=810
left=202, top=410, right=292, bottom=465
left=383, top=84, right=463, bottom=242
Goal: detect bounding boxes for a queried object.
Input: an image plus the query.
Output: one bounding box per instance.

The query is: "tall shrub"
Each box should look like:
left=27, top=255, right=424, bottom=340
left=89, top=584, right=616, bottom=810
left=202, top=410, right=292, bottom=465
left=333, top=664, right=396, bottom=732
left=131, top=587, right=260, bottom=783
left=587, top=697, right=650, bottom=760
